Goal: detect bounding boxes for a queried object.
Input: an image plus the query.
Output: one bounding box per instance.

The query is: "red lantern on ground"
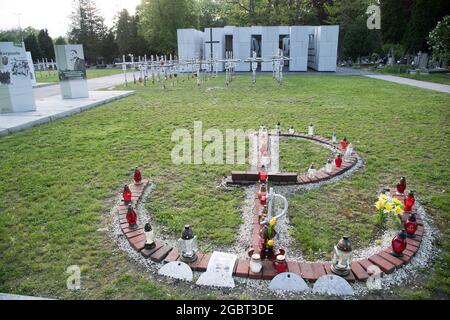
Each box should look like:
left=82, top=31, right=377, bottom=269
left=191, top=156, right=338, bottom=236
left=274, top=255, right=288, bottom=273
left=134, top=167, right=142, bottom=184
left=123, top=185, right=132, bottom=204
left=391, top=229, right=407, bottom=257
left=126, top=204, right=138, bottom=228
left=396, top=176, right=406, bottom=195
left=404, top=191, right=415, bottom=212
left=335, top=154, right=343, bottom=168
left=405, top=213, right=418, bottom=238
left=259, top=165, right=268, bottom=182
left=340, top=138, right=348, bottom=152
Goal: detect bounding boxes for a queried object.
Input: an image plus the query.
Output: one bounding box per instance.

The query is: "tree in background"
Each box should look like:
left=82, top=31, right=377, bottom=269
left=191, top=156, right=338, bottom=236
left=402, top=0, right=449, bottom=53
left=24, top=33, right=43, bottom=60
left=198, top=0, right=229, bottom=29
left=325, top=0, right=381, bottom=60
left=380, top=0, right=406, bottom=62
left=138, top=0, right=198, bottom=54
left=428, top=15, right=450, bottom=67
left=37, top=29, right=55, bottom=60
left=68, top=0, right=108, bottom=63
left=100, top=29, right=119, bottom=63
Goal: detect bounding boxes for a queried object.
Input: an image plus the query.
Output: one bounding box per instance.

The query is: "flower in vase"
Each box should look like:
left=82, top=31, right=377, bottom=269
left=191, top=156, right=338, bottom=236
left=269, top=217, right=277, bottom=226
left=267, top=239, right=274, bottom=248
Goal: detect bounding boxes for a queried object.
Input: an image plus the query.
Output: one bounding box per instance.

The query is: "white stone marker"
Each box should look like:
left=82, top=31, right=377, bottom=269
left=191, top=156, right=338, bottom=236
left=54, top=44, right=89, bottom=99
left=158, top=261, right=193, bottom=282
left=0, top=42, right=36, bottom=113
left=269, top=272, right=309, bottom=292
left=312, top=275, right=354, bottom=296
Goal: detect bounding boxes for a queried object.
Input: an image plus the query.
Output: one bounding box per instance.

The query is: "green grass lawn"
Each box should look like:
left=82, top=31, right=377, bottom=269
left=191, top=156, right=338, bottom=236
left=0, top=74, right=448, bottom=299
left=35, top=68, right=123, bottom=83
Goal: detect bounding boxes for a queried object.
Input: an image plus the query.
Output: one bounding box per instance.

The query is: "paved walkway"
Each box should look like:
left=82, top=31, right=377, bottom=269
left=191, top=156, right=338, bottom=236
left=0, top=73, right=134, bottom=136
left=365, top=74, right=450, bottom=94
left=0, top=293, right=53, bottom=300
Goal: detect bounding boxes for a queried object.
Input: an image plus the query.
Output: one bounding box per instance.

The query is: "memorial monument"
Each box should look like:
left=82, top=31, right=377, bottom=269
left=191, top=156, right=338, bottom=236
left=54, top=44, right=89, bottom=99
left=0, top=42, right=36, bottom=113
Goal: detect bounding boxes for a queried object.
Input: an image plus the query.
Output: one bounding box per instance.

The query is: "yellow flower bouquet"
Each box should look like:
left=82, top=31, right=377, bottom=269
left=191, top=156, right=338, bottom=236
left=374, top=193, right=403, bottom=228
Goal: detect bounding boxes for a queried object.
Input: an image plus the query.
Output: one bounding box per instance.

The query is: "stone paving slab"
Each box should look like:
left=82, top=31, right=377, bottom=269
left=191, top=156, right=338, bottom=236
left=0, top=90, right=134, bottom=136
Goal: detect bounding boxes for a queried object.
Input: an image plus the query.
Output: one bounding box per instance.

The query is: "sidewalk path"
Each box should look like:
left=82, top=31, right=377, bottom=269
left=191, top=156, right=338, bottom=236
left=365, top=74, right=450, bottom=94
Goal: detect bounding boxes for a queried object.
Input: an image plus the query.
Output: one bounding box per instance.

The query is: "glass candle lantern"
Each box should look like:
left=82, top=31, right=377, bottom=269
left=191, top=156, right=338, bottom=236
left=123, top=185, right=132, bottom=204
left=391, top=230, right=407, bottom=257
left=259, top=165, right=268, bottom=182
left=144, top=223, right=155, bottom=249
left=126, top=204, right=138, bottom=228
left=288, top=126, right=295, bottom=135
left=344, top=143, right=353, bottom=158
left=308, top=124, right=314, bottom=136
left=134, top=166, right=142, bottom=184
left=275, top=122, right=281, bottom=134
left=396, top=177, right=406, bottom=195
left=332, top=132, right=337, bottom=144
left=178, top=225, right=198, bottom=263
left=331, top=236, right=352, bottom=277
left=405, top=213, right=418, bottom=238
left=335, top=154, right=343, bottom=168
left=325, top=159, right=333, bottom=173
left=250, top=253, right=263, bottom=273
left=274, top=255, right=288, bottom=273
left=404, top=191, right=415, bottom=212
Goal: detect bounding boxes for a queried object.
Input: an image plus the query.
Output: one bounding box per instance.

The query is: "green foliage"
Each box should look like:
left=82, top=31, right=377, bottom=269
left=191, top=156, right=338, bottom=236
left=402, top=0, right=443, bottom=52
left=325, top=0, right=382, bottom=60
left=54, top=36, right=67, bottom=45
left=68, top=0, right=109, bottom=63
left=37, top=29, right=55, bottom=60
left=428, top=15, right=450, bottom=66
left=24, top=33, right=43, bottom=60
left=114, top=9, right=148, bottom=57
left=380, top=0, right=406, bottom=44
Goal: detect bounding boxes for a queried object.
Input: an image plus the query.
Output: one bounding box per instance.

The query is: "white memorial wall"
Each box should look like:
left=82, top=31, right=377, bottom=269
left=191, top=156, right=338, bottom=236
left=177, top=25, right=339, bottom=72
left=0, top=42, right=36, bottom=113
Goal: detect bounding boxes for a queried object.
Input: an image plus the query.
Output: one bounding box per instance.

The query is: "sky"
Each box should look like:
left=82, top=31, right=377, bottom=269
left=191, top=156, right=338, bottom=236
left=0, top=0, right=142, bottom=38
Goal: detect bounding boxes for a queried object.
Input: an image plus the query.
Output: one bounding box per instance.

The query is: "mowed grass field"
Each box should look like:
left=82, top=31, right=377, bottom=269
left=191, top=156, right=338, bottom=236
left=35, top=68, right=123, bottom=83
left=0, top=74, right=448, bottom=299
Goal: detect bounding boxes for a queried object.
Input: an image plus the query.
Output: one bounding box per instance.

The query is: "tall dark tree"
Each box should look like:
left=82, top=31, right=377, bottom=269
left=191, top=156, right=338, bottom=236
left=24, top=33, right=43, bottom=61
left=139, top=0, right=198, bottom=54
left=380, top=0, right=407, bottom=61
left=326, top=0, right=382, bottom=60
left=198, top=0, right=229, bottom=29
left=37, top=29, right=55, bottom=59
left=68, top=0, right=108, bottom=63
left=100, top=30, right=119, bottom=63
left=403, top=0, right=445, bottom=52
left=54, top=36, right=67, bottom=45
left=115, top=9, right=148, bottom=56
